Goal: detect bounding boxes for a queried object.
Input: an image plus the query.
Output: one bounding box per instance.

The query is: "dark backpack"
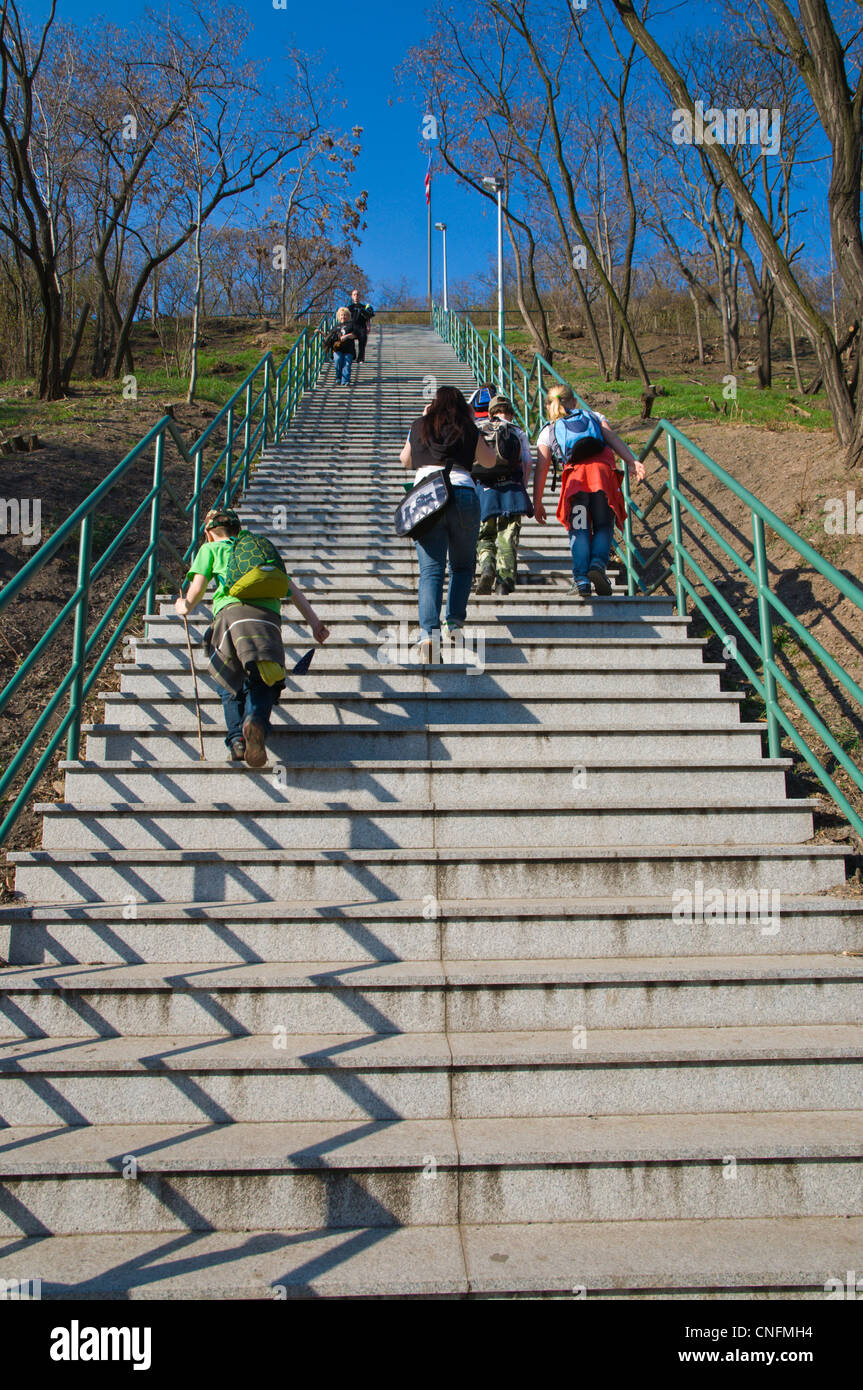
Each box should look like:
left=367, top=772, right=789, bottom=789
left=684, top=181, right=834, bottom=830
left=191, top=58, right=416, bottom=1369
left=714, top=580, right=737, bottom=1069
left=552, top=408, right=606, bottom=464
left=475, top=419, right=525, bottom=484
left=222, top=529, right=291, bottom=603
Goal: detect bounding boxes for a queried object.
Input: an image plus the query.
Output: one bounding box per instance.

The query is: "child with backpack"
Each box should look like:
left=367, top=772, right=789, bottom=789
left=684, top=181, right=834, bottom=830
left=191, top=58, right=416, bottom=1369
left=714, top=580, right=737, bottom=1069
left=175, top=506, right=329, bottom=767
left=533, top=384, right=645, bottom=598
left=474, top=394, right=533, bottom=595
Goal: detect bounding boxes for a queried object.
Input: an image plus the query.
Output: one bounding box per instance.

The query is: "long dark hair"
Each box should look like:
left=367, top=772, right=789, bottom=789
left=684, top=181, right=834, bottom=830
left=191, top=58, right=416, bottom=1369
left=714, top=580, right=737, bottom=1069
left=419, top=386, right=474, bottom=448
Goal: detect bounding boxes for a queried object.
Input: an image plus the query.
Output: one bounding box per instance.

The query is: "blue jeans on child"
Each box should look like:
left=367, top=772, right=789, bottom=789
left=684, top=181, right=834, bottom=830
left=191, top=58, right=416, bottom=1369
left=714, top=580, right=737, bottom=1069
left=568, top=489, right=614, bottom=591
left=415, top=484, right=481, bottom=637
left=220, top=665, right=280, bottom=747
left=334, top=351, right=353, bottom=385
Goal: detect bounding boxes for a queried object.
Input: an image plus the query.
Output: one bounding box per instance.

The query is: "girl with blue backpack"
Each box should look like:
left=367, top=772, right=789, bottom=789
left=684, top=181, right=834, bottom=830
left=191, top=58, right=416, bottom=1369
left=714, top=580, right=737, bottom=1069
left=532, top=384, right=645, bottom=598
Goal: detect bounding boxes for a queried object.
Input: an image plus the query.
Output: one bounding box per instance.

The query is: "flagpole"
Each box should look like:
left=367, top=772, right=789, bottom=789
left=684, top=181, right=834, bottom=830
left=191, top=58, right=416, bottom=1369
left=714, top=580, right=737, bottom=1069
left=427, top=163, right=432, bottom=318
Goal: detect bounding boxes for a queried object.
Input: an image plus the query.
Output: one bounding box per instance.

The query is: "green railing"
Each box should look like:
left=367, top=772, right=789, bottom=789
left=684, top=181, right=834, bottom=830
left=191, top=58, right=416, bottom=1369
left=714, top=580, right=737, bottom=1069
left=434, top=302, right=863, bottom=840
left=0, top=315, right=331, bottom=848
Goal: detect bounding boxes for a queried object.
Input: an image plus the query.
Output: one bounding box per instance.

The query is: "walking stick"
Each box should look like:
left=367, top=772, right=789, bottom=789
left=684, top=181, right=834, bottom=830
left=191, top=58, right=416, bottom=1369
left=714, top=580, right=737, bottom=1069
left=181, top=614, right=206, bottom=761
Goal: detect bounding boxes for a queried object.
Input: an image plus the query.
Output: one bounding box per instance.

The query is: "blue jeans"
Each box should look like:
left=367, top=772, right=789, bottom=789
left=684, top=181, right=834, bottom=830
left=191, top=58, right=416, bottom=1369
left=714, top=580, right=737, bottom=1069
left=334, top=351, right=353, bottom=384
left=415, top=485, right=481, bottom=637
left=220, top=665, right=280, bottom=747
left=568, top=489, right=614, bottom=589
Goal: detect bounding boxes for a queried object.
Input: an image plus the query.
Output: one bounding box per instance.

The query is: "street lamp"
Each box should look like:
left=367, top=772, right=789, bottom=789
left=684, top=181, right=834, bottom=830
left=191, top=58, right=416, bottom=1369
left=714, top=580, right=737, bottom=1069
left=435, top=222, right=448, bottom=312
left=482, top=174, right=505, bottom=383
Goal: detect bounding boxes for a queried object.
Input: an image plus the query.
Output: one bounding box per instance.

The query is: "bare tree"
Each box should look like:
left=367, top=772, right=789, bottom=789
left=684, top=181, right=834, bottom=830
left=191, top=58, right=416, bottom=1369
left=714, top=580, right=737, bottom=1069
left=612, top=0, right=863, bottom=461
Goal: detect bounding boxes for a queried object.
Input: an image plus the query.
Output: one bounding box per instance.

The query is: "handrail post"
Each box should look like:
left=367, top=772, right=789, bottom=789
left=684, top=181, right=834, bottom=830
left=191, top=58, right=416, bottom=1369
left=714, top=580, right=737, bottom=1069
left=753, top=512, right=781, bottom=759
left=66, top=513, right=93, bottom=761
left=302, top=329, right=309, bottom=392
left=666, top=433, right=687, bottom=617
left=621, top=465, right=636, bottom=597
left=225, top=407, right=234, bottom=506
left=242, top=380, right=253, bottom=490
left=191, top=447, right=203, bottom=554
left=144, top=431, right=165, bottom=617
left=263, top=357, right=271, bottom=450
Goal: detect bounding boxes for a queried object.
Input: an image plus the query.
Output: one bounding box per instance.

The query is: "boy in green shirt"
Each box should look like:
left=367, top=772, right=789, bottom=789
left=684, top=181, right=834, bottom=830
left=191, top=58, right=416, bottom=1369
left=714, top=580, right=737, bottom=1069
left=176, top=507, right=329, bottom=767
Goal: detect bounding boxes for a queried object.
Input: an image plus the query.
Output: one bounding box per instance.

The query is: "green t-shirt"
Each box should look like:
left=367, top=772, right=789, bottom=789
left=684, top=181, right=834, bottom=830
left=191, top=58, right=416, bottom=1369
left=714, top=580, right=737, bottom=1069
left=186, top=538, right=283, bottom=616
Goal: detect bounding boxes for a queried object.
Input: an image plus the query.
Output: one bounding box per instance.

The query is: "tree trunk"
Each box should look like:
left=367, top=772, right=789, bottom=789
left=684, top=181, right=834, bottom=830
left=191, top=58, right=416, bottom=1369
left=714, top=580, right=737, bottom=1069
left=689, top=288, right=705, bottom=365
left=61, top=300, right=91, bottom=393
left=505, top=215, right=552, bottom=360
left=752, top=282, right=773, bottom=389
left=37, top=274, right=65, bottom=401
left=187, top=198, right=204, bottom=405
left=787, top=312, right=803, bottom=391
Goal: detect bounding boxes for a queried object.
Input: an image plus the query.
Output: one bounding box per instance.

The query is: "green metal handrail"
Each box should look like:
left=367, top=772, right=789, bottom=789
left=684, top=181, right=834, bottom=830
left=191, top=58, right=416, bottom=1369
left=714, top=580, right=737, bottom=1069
left=434, top=302, right=863, bottom=840
left=0, top=315, right=331, bottom=848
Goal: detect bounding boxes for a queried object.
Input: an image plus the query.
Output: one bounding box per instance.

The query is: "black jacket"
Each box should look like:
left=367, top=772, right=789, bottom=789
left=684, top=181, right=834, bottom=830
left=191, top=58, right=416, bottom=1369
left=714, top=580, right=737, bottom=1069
left=348, top=301, right=374, bottom=333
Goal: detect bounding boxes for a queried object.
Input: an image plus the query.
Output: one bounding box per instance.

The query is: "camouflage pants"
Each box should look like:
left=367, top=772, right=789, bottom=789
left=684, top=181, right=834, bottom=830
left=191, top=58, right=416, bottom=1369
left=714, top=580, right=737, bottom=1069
left=477, top=514, right=522, bottom=584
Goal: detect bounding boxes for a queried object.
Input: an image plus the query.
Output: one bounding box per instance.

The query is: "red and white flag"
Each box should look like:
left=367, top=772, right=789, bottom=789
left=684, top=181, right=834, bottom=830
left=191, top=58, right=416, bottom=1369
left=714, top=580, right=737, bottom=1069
left=425, top=155, right=431, bottom=205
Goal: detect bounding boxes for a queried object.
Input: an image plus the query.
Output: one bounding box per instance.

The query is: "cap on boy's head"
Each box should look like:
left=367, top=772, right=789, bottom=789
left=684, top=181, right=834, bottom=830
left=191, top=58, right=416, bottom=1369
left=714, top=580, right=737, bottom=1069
left=204, top=506, right=240, bottom=531
left=488, top=394, right=514, bottom=417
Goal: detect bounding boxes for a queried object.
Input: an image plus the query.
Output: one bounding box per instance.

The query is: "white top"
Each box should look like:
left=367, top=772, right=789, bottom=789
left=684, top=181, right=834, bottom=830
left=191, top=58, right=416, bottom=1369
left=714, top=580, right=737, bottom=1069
left=413, top=463, right=476, bottom=488
left=407, top=431, right=476, bottom=490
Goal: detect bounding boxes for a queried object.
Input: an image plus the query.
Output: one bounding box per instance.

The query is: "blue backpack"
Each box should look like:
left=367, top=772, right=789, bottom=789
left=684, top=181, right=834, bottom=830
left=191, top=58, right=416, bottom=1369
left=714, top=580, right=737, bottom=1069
left=552, top=408, right=606, bottom=464
left=470, top=384, right=494, bottom=420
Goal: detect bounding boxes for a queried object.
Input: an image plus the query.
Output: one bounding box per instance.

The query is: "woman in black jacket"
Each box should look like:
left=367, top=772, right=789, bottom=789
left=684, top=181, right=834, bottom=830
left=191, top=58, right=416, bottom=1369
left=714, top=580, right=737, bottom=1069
left=400, top=386, right=496, bottom=660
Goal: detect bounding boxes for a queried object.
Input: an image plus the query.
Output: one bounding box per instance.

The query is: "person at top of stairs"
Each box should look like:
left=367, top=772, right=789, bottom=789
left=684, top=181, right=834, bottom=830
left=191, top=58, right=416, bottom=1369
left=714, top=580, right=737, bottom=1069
left=324, top=308, right=358, bottom=386
left=533, top=383, right=645, bottom=599
left=399, top=386, right=497, bottom=661
left=474, top=393, right=533, bottom=597
left=175, top=506, right=330, bottom=768
left=347, top=289, right=375, bottom=363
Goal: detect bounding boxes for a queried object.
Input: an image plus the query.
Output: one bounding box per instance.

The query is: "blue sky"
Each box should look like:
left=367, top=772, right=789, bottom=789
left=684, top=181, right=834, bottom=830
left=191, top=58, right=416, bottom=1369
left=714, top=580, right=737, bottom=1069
left=34, top=0, right=496, bottom=301
left=26, top=0, right=832, bottom=304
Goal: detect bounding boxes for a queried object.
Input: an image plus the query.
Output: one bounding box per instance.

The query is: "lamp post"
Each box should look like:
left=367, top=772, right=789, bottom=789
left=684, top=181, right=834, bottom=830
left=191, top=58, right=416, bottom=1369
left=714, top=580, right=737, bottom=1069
left=482, top=174, right=505, bottom=384
left=435, top=222, right=448, bottom=312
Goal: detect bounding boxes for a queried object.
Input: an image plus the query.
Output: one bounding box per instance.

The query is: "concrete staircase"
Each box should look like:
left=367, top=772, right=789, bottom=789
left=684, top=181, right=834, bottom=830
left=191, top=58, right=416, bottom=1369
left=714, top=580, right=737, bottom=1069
left=1, top=324, right=862, bottom=1299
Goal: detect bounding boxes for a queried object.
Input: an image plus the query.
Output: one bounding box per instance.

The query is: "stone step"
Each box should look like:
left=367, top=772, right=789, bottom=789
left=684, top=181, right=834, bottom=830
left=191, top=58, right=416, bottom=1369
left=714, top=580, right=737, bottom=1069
left=60, top=751, right=778, bottom=807
left=80, top=711, right=761, bottom=756
left=1, top=1214, right=860, bottom=1297
left=148, top=613, right=692, bottom=643
left=101, top=690, right=754, bottom=737
left=8, top=843, right=848, bottom=905
left=37, top=796, right=813, bottom=854
left=3, top=1112, right=863, bottom=1235
left=2, top=955, right=861, bottom=1039
left=1, top=1025, right=860, bottom=1125
left=80, top=725, right=772, bottom=770
left=157, top=595, right=669, bottom=618
left=3, top=896, right=860, bottom=966
left=116, top=662, right=737, bottom=697
left=131, top=639, right=718, bottom=674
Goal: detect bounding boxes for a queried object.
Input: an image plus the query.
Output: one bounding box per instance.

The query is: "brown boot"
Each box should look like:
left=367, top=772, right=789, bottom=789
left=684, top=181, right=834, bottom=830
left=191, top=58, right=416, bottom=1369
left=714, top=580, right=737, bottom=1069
left=242, top=717, right=268, bottom=768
